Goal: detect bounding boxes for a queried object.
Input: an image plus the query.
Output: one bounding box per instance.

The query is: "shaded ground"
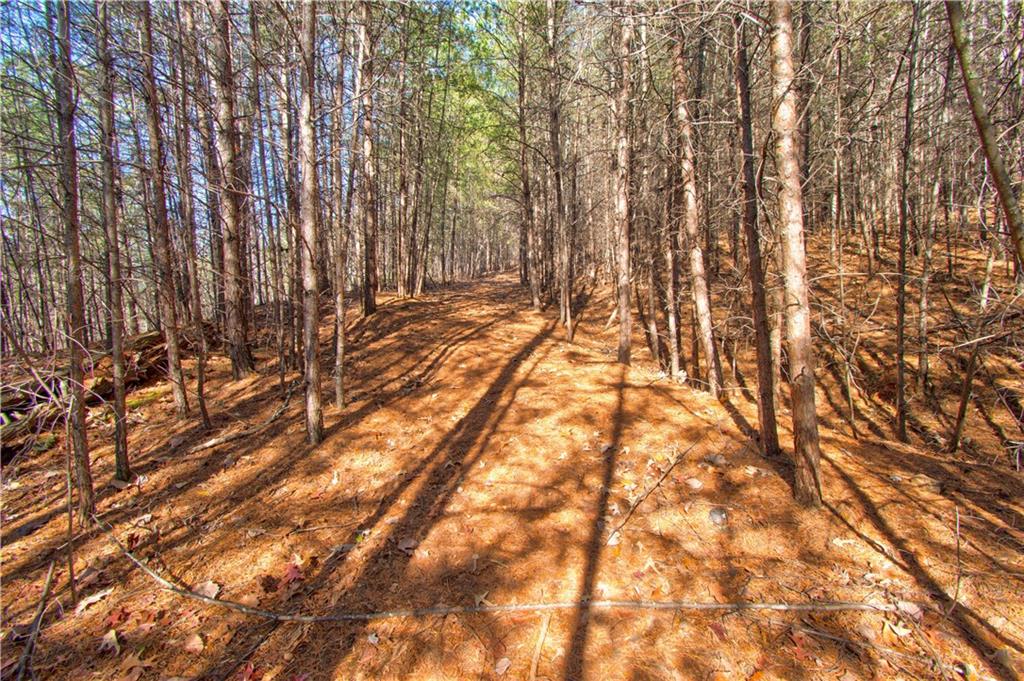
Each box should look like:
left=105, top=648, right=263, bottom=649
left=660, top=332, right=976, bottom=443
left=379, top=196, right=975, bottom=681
left=2, top=263, right=1023, bottom=680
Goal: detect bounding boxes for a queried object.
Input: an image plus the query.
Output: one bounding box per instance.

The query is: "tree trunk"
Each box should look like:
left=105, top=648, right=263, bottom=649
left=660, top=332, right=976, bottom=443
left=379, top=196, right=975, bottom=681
left=209, top=0, right=255, bottom=378
left=673, top=24, right=721, bottom=397
left=96, top=1, right=130, bottom=480
left=298, top=0, right=323, bottom=444
left=734, top=15, right=780, bottom=459
left=54, top=0, right=94, bottom=521
left=359, top=1, right=378, bottom=316
left=895, top=1, right=921, bottom=443
left=518, top=7, right=541, bottom=310
left=946, top=1, right=1024, bottom=268
left=772, top=0, right=823, bottom=506
left=141, top=0, right=189, bottom=418
left=614, top=3, right=633, bottom=366
left=175, top=1, right=211, bottom=430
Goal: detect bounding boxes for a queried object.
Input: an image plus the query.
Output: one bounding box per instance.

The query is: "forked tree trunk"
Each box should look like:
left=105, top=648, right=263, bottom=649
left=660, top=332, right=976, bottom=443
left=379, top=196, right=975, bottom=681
left=772, top=0, right=823, bottom=506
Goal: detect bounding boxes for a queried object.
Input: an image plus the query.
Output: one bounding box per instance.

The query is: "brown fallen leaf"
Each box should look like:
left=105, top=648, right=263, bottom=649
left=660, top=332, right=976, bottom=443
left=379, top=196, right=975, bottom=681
left=75, top=587, right=114, bottom=616
left=495, top=657, right=511, bottom=675
left=194, top=580, right=220, bottom=599
left=183, top=633, right=205, bottom=654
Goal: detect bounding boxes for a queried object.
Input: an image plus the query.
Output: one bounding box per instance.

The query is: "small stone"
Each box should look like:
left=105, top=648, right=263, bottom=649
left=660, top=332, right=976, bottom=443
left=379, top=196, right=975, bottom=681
left=708, top=507, right=728, bottom=526
left=703, top=453, right=727, bottom=467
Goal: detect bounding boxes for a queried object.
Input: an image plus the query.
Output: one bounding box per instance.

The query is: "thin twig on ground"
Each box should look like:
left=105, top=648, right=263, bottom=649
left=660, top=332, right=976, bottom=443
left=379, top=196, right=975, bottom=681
left=15, top=561, right=56, bottom=681
left=187, top=381, right=299, bottom=454
left=95, top=515, right=897, bottom=623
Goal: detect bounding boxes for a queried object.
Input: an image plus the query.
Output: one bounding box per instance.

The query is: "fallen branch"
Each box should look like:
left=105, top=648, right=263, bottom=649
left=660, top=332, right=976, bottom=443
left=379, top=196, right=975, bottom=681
left=188, top=381, right=299, bottom=454
left=95, top=516, right=895, bottom=623
left=606, top=434, right=708, bottom=543
left=529, top=612, right=551, bottom=681
left=14, top=561, right=55, bottom=681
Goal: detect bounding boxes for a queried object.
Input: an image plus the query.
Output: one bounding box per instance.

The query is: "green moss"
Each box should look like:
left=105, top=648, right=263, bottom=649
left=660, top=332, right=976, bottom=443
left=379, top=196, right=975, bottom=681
left=33, top=433, right=57, bottom=452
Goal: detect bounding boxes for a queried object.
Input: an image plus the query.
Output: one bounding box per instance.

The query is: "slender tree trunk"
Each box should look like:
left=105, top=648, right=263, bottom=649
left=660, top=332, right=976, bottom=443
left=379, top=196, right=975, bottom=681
left=209, top=0, right=255, bottom=378
left=947, top=237, right=996, bottom=452
left=359, top=0, right=378, bottom=316
left=895, top=1, right=921, bottom=443
left=673, top=26, right=721, bottom=397
left=734, top=15, right=780, bottom=459
left=54, top=0, right=94, bottom=521
left=96, top=2, right=130, bottom=480
left=333, top=6, right=350, bottom=407
left=614, top=3, right=633, bottom=365
left=946, top=1, right=1024, bottom=268
left=141, top=1, right=189, bottom=418
left=298, top=0, right=323, bottom=444
left=518, top=7, right=541, bottom=310
left=175, top=1, right=211, bottom=429
left=772, top=0, right=823, bottom=506
left=547, top=0, right=573, bottom=341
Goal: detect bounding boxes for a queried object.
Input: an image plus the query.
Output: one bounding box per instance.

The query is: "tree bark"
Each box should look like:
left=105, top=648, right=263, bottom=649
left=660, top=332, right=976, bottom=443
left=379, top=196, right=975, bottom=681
left=141, top=0, right=189, bottom=418
left=208, top=0, right=255, bottom=377
left=946, top=0, right=1024, bottom=268
left=96, top=1, right=130, bottom=480
left=614, top=3, right=633, bottom=366
left=673, top=22, right=721, bottom=397
left=772, top=0, right=823, bottom=506
left=175, top=0, right=211, bottom=430
left=299, top=0, right=323, bottom=445
left=54, top=0, right=94, bottom=521
left=733, top=14, right=780, bottom=459
left=359, top=0, right=378, bottom=316
left=895, top=1, right=921, bottom=443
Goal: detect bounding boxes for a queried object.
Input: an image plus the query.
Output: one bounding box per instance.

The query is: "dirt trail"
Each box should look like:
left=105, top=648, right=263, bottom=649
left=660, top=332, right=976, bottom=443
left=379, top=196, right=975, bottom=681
left=2, top=275, right=1022, bottom=680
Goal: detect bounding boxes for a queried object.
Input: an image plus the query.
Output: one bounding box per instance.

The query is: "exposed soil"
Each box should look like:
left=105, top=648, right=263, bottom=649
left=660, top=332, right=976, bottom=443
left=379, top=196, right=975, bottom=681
left=2, top=243, right=1023, bottom=681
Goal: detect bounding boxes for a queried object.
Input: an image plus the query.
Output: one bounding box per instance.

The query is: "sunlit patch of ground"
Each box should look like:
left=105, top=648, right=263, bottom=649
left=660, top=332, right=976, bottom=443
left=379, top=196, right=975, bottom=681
left=2, top=241, right=1023, bottom=680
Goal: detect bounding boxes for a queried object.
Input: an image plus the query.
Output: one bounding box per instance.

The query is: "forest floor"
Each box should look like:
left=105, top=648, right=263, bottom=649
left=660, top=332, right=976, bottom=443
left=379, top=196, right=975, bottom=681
left=2, top=242, right=1024, bottom=681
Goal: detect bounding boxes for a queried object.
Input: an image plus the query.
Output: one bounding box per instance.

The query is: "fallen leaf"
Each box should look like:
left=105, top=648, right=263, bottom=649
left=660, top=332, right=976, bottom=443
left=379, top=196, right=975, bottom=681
left=281, top=563, right=303, bottom=586
left=896, top=600, right=923, bottom=621
left=194, top=581, right=220, bottom=599
left=886, top=621, right=912, bottom=638
left=239, top=662, right=264, bottom=680
left=99, top=629, right=121, bottom=655
left=367, top=632, right=380, bottom=645
left=183, top=633, right=205, bottom=654
left=76, top=587, right=114, bottom=616
left=495, top=657, right=511, bottom=675
left=110, top=478, right=133, bottom=491
left=106, top=606, right=131, bottom=628
left=709, top=621, right=728, bottom=642
left=397, top=537, right=417, bottom=555
left=685, top=477, right=704, bottom=490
